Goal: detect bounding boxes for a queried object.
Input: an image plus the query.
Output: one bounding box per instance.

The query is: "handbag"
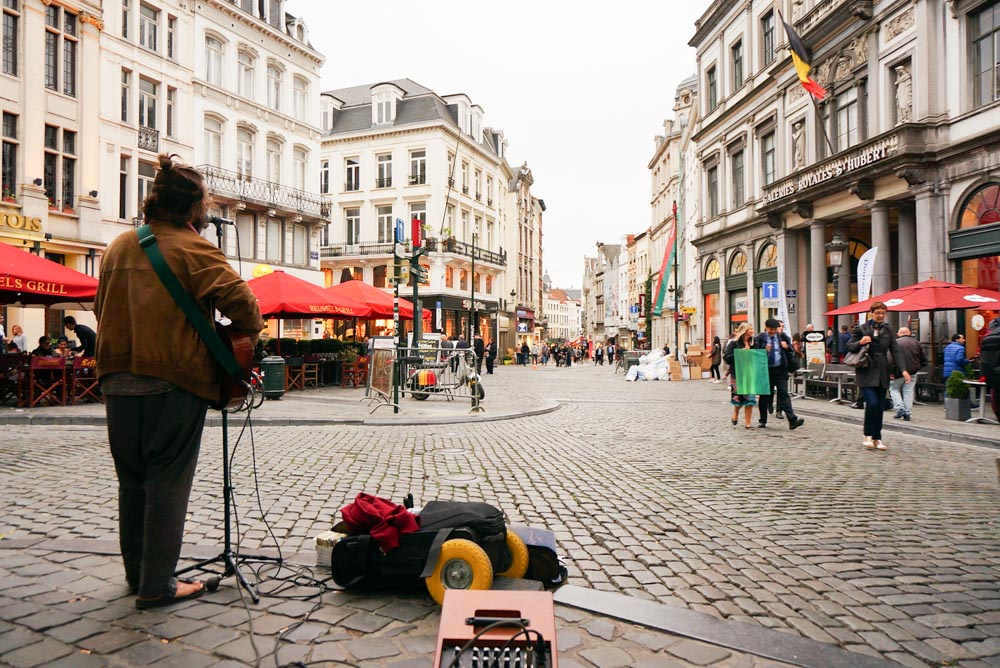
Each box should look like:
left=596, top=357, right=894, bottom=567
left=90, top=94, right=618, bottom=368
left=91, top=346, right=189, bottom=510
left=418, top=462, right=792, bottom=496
left=843, top=344, right=870, bottom=368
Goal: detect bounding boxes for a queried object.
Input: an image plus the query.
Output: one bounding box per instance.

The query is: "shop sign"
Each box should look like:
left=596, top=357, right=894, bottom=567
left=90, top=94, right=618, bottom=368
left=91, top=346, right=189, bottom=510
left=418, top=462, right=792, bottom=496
left=762, top=135, right=898, bottom=205
left=461, top=298, right=487, bottom=311
left=680, top=306, right=697, bottom=314
left=0, top=212, right=44, bottom=232
left=515, top=307, right=534, bottom=318
left=733, top=296, right=748, bottom=312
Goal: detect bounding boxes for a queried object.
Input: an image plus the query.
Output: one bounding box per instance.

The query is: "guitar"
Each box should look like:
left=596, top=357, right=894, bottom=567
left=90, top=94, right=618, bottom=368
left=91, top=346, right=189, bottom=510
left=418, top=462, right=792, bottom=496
left=212, top=322, right=256, bottom=411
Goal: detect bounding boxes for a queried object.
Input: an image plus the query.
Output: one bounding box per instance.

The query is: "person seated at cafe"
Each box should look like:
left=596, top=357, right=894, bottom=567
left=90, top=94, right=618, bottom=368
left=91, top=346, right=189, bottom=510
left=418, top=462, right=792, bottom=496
left=30, top=336, right=55, bottom=357
left=64, top=316, right=96, bottom=358
left=54, top=336, right=75, bottom=359
left=5, top=341, right=20, bottom=354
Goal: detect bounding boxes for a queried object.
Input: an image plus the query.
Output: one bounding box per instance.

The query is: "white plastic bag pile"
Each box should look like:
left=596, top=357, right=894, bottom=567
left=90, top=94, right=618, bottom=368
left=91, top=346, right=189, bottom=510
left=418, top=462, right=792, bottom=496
left=625, top=349, right=671, bottom=381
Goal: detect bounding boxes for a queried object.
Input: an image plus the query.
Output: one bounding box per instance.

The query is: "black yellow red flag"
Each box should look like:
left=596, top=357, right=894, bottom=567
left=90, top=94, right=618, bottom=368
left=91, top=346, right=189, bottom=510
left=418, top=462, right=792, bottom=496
left=782, top=19, right=826, bottom=100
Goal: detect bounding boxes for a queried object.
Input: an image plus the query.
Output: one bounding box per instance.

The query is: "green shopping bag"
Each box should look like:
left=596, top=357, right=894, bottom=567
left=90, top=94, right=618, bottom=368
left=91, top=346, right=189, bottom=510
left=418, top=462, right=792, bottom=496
left=734, top=348, right=771, bottom=396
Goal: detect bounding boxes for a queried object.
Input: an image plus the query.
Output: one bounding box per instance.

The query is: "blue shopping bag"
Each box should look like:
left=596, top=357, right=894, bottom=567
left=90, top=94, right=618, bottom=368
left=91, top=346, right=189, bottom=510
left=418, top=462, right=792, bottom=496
left=734, top=348, right=771, bottom=396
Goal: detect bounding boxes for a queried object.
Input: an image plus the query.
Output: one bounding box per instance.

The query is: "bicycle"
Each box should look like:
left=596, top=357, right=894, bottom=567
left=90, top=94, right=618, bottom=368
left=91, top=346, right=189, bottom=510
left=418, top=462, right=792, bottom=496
left=614, top=354, right=627, bottom=374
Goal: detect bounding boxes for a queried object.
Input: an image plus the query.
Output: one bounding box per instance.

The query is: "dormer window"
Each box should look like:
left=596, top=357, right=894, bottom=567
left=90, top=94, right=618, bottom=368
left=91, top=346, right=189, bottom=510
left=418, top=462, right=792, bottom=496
left=375, top=93, right=392, bottom=124
left=371, top=83, right=403, bottom=126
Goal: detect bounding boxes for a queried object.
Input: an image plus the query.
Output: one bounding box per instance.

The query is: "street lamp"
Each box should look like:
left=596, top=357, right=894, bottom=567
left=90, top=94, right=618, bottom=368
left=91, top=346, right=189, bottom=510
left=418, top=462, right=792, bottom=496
left=825, top=232, right=849, bottom=330
left=469, top=225, right=479, bottom=340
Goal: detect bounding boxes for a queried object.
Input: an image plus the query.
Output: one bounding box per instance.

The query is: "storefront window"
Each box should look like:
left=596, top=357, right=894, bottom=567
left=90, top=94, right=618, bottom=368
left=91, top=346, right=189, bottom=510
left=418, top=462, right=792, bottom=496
left=704, top=293, right=720, bottom=344
left=958, top=182, right=1000, bottom=353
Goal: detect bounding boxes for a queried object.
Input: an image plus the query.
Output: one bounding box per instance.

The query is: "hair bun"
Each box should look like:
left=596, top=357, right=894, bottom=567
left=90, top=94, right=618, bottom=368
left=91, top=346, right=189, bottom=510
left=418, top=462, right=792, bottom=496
left=157, top=153, right=178, bottom=171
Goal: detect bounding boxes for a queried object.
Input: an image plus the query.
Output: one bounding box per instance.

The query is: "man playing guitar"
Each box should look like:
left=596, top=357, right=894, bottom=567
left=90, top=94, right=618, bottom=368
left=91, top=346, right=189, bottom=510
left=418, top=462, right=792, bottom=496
left=95, top=154, right=264, bottom=610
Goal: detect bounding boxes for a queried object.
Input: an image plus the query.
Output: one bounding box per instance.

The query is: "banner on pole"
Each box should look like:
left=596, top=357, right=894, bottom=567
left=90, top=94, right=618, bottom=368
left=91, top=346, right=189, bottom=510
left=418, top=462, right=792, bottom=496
left=857, top=246, right=878, bottom=302
left=652, top=221, right=677, bottom=316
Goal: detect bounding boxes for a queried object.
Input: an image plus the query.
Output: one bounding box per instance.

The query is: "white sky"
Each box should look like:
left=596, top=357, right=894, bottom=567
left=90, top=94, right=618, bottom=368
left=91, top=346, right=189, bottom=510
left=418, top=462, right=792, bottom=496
left=285, top=1, right=707, bottom=290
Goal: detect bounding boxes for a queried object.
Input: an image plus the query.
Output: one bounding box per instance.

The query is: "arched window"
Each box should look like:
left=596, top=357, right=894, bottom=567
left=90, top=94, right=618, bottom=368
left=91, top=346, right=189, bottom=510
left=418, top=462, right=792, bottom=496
left=758, top=243, right=778, bottom=269
left=293, top=146, right=307, bottom=190
left=728, top=250, right=747, bottom=275
left=704, top=259, right=721, bottom=280
left=293, top=77, right=308, bottom=120
left=959, top=183, right=1000, bottom=229
left=236, top=126, right=254, bottom=179
left=266, top=137, right=281, bottom=183
left=237, top=50, right=255, bottom=97
left=204, top=116, right=223, bottom=167
left=205, top=35, right=224, bottom=86
left=267, top=64, right=282, bottom=110
left=445, top=266, right=454, bottom=288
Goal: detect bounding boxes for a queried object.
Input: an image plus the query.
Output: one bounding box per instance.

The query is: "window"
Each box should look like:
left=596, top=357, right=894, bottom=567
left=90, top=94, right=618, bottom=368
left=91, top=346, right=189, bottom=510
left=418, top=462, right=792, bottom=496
left=376, top=153, right=391, bottom=187
left=121, top=0, right=129, bottom=39
left=461, top=209, right=470, bottom=241
left=3, top=0, right=18, bottom=77
left=43, top=125, right=75, bottom=209
left=761, top=131, right=776, bottom=186
left=204, top=116, right=223, bottom=167
left=445, top=266, right=454, bottom=288
left=410, top=202, right=426, bottom=229
left=266, top=218, right=282, bottom=262
left=2, top=112, right=17, bottom=200
left=293, top=147, right=306, bottom=190
left=138, top=78, right=157, bottom=129
left=409, top=149, right=426, bottom=185
left=731, top=150, right=744, bottom=207
left=266, top=138, right=281, bottom=183
left=121, top=69, right=131, bottom=123
left=137, top=160, right=155, bottom=214
left=972, top=3, right=1000, bottom=107
left=293, top=223, right=307, bottom=265
left=293, top=77, right=307, bottom=120
left=377, top=205, right=393, bottom=243
left=166, top=87, right=176, bottom=138
left=474, top=169, right=482, bottom=200
left=237, top=126, right=254, bottom=180
left=460, top=269, right=468, bottom=291
left=447, top=152, right=455, bottom=186
left=732, top=41, right=744, bottom=90
left=320, top=159, right=329, bottom=194
left=485, top=275, right=493, bottom=294
left=834, top=87, right=860, bottom=150
left=761, top=11, right=775, bottom=66
left=461, top=161, right=469, bottom=194
left=45, top=6, right=77, bottom=96
left=707, top=165, right=719, bottom=218
left=118, top=155, right=129, bottom=219
left=373, top=265, right=387, bottom=288
left=238, top=51, right=255, bottom=98
left=166, top=16, right=176, bottom=59
left=374, top=92, right=391, bottom=124
left=345, top=157, right=359, bottom=191
left=446, top=205, right=454, bottom=235
left=139, top=4, right=158, bottom=51
left=236, top=212, right=255, bottom=259
left=345, top=208, right=360, bottom=245
left=707, top=66, right=718, bottom=111
left=486, top=176, right=493, bottom=205
left=205, top=36, right=223, bottom=86
left=267, top=65, right=281, bottom=110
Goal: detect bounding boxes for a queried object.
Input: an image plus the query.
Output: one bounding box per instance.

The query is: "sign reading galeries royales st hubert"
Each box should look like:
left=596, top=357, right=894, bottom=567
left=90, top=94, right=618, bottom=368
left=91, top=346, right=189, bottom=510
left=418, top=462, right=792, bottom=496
left=762, top=134, right=899, bottom=205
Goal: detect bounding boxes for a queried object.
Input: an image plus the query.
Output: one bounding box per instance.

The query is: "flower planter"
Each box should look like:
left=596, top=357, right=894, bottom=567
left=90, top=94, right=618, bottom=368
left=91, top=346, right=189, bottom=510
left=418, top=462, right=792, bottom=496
left=944, top=397, right=971, bottom=421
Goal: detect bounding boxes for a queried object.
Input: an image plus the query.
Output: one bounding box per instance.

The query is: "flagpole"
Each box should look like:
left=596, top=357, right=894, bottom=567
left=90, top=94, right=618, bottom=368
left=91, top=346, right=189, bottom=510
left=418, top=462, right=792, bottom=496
left=778, top=9, right=835, bottom=158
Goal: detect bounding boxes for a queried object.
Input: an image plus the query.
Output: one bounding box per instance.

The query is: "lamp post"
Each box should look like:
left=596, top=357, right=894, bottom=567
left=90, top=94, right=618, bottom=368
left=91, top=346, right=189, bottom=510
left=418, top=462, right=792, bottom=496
left=469, top=227, right=478, bottom=341
left=825, top=232, right=849, bottom=332
left=509, top=289, right=516, bottom=356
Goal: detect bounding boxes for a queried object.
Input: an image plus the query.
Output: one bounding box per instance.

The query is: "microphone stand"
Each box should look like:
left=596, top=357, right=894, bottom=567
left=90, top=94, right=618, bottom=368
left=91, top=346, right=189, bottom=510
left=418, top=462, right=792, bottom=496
left=174, top=217, right=281, bottom=604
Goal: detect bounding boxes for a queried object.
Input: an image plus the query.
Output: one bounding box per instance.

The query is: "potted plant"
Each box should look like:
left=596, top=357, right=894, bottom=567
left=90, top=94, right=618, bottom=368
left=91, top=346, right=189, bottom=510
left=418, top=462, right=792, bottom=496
left=1, top=186, right=14, bottom=202
left=62, top=205, right=75, bottom=214
left=944, top=370, right=972, bottom=421
left=48, top=198, right=58, bottom=210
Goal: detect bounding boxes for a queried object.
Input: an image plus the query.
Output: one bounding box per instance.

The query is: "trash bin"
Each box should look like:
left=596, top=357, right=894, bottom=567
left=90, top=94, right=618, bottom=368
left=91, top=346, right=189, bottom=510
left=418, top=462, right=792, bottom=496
left=261, top=355, right=285, bottom=400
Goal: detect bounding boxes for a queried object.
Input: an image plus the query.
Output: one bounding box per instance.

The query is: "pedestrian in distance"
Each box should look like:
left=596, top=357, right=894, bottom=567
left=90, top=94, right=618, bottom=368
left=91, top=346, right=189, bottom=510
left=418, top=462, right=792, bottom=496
left=943, top=333, right=971, bottom=378
left=473, top=334, right=485, bottom=375
left=484, top=338, right=497, bottom=375
left=95, top=153, right=265, bottom=609
left=723, top=323, right=759, bottom=430
left=595, top=345, right=604, bottom=365
left=847, top=301, right=909, bottom=451
left=838, top=325, right=852, bottom=363
left=709, top=336, right=722, bottom=383
left=889, top=326, right=926, bottom=422
left=755, top=319, right=805, bottom=431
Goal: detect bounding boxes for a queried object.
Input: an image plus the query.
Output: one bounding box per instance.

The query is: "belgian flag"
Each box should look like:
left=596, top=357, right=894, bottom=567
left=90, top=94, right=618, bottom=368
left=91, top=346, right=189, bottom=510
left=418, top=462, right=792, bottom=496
left=782, top=19, right=826, bottom=100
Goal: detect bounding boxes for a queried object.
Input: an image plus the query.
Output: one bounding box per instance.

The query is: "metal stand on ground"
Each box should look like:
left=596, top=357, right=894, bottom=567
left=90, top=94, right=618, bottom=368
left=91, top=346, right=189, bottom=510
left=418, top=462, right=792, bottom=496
left=174, top=409, right=281, bottom=603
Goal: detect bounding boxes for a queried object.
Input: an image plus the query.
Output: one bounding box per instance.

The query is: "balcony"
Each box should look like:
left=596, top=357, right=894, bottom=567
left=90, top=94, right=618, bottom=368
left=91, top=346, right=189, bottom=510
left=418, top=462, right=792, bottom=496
left=462, top=186, right=469, bottom=195
left=375, top=177, right=392, bottom=188
left=423, top=238, right=506, bottom=266
left=138, top=126, right=159, bottom=152
left=448, top=177, right=455, bottom=187
left=345, top=180, right=360, bottom=192
left=794, top=0, right=872, bottom=41
left=197, top=164, right=331, bottom=219
left=475, top=192, right=482, bottom=201
left=487, top=198, right=493, bottom=207
left=321, top=241, right=395, bottom=259
left=409, top=174, right=426, bottom=185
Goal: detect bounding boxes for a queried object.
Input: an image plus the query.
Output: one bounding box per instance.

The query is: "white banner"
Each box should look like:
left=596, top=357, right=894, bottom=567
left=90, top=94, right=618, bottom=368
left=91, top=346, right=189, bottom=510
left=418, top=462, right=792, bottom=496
left=857, top=246, right=878, bottom=302
left=776, top=259, right=790, bottom=327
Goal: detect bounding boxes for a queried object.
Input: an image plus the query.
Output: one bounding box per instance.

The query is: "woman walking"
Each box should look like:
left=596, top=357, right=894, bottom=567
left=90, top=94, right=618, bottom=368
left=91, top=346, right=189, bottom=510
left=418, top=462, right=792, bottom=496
left=709, top=336, right=722, bottom=382
left=723, top=323, right=759, bottom=429
left=846, top=301, right=909, bottom=450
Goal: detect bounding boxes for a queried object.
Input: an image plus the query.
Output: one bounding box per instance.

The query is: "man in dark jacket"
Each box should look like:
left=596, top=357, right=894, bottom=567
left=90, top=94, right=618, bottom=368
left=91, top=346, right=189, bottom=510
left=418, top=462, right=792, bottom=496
left=473, top=334, right=485, bottom=375
left=979, top=317, right=1000, bottom=422
left=754, top=318, right=805, bottom=430
left=889, top=326, right=927, bottom=421
left=838, top=325, right=852, bottom=363
left=485, top=339, right=497, bottom=374
left=64, top=316, right=97, bottom=357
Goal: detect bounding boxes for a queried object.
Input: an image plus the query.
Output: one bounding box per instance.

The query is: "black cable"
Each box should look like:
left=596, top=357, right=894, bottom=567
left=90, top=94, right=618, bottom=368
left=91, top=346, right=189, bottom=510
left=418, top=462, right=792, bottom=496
left=446, top=620, right=529, bottom=668
left=489, top=628, right=545, bottom=668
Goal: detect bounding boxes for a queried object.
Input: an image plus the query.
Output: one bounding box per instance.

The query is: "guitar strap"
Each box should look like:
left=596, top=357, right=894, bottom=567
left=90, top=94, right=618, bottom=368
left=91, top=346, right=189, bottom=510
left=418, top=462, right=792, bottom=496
left=136, top=225, right=242, bottom=380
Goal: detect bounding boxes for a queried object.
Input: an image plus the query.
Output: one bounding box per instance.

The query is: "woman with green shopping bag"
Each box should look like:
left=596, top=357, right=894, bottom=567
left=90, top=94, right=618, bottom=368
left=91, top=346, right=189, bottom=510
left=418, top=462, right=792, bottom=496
left=723, top=323, right=765, bottom=429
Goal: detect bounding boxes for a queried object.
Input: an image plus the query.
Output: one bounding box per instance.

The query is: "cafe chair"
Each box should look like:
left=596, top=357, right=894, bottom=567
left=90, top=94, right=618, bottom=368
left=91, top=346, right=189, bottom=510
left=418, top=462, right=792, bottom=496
left=284, top=356, right=305, bottom=391
left=0, top=354, right=29, bottom=405
left=342, top=355, right=369, bottom=388
left=302, top=359, right=321, bottom=389
left=29, top=356, right=67, bottom=407
left=71, top=356, right=102, bottom=404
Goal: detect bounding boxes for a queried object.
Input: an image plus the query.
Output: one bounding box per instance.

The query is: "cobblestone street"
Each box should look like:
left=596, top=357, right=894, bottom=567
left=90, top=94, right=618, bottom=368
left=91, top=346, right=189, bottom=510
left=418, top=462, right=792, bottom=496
left=2, top=362, right=999, bottom=666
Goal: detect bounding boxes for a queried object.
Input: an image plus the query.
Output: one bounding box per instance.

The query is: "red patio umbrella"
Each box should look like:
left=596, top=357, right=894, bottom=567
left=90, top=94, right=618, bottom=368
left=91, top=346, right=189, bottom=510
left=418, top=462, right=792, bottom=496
left=0, top=241, right=98, bottom=306
left=247, top=270, right=373, bottom=319
left=826, top=279, right=1000, bottom=316
left=325, top=279, right=430, bottom=320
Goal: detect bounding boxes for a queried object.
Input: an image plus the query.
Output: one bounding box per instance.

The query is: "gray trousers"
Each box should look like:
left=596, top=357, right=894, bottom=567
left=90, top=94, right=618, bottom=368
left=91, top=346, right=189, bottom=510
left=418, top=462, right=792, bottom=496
left=106, top=389, right=208, bottom=597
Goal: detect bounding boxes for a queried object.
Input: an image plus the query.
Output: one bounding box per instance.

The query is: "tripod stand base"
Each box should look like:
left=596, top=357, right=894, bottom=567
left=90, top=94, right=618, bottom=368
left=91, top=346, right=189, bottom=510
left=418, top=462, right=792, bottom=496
left=175, top=550, right=282, bottom=604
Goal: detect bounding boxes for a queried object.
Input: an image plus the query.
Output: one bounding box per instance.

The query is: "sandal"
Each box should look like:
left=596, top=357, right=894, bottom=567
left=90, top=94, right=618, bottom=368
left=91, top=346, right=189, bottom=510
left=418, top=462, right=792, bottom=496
left=745, top=424, right=754, bottom=430
left=135, top=579, right=207, bottom=610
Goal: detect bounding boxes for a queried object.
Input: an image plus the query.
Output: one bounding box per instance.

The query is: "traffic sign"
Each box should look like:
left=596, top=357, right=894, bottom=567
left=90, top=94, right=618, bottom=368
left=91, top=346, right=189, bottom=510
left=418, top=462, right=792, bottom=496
left=394, top=218, right=404, bottom=243
left=762, top=282, right=779, bottom=300
left=394, top=242, right=407, bottom=258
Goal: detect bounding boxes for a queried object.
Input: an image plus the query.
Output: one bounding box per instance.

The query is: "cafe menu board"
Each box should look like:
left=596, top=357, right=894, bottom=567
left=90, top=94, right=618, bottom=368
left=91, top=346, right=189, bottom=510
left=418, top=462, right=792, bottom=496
left=408, top=332, right=442, bottom=363
left=367, top=336, right=396, bottom=398
left=804, top=331, right=826, bottom=365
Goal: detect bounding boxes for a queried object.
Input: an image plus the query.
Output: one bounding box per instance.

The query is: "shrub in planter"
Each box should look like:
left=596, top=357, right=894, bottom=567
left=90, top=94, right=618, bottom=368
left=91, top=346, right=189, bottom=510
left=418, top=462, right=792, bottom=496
left=945, top=370, right=972, bottom=421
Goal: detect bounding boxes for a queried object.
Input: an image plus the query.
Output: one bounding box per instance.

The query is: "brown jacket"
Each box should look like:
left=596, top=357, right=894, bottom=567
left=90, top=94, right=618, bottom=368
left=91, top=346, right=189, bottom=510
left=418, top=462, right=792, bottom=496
left=95, top=222, right=265, bottom=402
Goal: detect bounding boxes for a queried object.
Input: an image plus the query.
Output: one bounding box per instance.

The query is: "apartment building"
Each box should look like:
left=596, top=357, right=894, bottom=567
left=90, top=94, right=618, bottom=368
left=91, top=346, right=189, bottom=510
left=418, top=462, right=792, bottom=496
left=690, top=0, right=1000, bottom=352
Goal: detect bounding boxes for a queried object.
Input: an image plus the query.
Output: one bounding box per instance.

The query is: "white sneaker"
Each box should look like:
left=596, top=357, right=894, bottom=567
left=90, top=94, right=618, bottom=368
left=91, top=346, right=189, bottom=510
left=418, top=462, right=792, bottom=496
left=875, top=439, right=887, bottom=450
left=863, top=436, right=875, bottom=449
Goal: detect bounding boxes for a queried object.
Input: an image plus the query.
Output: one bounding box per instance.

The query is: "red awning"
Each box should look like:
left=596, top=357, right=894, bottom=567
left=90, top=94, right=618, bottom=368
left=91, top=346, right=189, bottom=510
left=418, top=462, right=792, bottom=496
left=247, top=270, right=373, bottom=319
left=826, top=279, right=1000, bottom=315
left=325, top=279, right=431, bottom=320
left=0, top=241, right=99, bottom=306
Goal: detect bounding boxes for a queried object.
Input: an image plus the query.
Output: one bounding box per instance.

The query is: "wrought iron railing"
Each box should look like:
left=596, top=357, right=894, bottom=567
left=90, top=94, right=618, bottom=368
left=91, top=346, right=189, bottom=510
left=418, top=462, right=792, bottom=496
left=197, top=164, right=330, bottom=219
left=423, top=238, right=506, bottom=266
left=138, top=126, right=159, bottom=152
left=409, top=174, right=426, bottom=185
left=321, top=241, right=395, bottom=258
left=376, top=177, right=392, bottom=188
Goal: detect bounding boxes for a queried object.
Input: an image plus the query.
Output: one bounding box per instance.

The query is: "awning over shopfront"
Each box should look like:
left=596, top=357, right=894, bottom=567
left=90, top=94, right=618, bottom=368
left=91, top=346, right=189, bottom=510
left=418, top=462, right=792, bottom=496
left=325, top=279, right=430, bottom=320
left=825, top=279, right=1000, bottom=315
left=248, top=270, right=373, bottom=319
left=0, top=241, right=98, bottom=307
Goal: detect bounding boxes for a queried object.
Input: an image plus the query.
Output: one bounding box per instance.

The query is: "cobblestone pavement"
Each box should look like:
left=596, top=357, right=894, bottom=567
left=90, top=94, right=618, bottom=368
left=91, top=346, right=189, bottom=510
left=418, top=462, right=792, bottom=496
left=1, top=362, right=999, bottom=666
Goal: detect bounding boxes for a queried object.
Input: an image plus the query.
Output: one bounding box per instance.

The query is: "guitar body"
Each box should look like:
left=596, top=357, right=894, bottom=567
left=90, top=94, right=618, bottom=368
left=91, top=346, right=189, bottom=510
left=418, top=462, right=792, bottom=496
left=212, top=322, right=255, bottom=411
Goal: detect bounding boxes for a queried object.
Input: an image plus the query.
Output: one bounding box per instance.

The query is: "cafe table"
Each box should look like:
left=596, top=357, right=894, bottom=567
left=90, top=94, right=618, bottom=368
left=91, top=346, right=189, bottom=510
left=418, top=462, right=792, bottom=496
left=825, top=369, right=855, bottom=404
left=963, top=379, right=998, bottom=425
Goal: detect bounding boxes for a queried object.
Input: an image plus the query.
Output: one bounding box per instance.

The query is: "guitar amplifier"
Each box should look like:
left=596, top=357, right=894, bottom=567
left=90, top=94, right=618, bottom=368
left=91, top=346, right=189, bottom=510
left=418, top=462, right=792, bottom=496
left=433, top=590, right=558, bottom=667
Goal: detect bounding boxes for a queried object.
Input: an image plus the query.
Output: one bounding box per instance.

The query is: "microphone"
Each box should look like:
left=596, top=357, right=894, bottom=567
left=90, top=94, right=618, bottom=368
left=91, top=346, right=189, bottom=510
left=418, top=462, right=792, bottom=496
left=208, top=215, right=235, bottom=227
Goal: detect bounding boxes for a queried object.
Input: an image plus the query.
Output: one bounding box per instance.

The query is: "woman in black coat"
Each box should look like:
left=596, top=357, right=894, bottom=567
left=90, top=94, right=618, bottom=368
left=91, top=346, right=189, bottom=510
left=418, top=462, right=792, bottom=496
left=846, top=301, right=909, bottom=451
